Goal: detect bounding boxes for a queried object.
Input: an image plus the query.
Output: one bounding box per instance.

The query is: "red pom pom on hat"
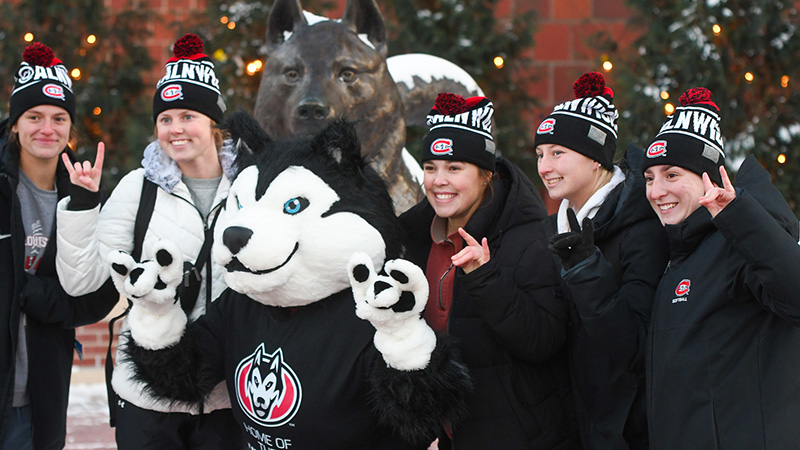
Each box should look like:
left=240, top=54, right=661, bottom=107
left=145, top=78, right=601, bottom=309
left=678, top=87, right=719, bottom=110
left=434, top=92, right=468, bottom=115
left=574, top=72, right=613, bottom=99
left=22, top=42, right=56, bottom=67
left=172, top=33, right=204, bottom=58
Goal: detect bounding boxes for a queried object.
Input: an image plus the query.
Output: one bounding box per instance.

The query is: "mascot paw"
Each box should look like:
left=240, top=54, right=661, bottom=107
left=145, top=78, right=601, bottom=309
left=108, top=240, right=187, bottom=350
left=347, top=252, right=436, bottom=371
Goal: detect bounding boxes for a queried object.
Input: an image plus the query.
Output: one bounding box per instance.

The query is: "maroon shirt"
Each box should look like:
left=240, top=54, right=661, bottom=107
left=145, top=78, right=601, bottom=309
left=423, top=216, right=462, bottom=333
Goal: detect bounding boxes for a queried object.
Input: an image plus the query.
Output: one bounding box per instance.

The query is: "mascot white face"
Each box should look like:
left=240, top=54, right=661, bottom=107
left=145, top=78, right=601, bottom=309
left=213, top=113, right=399, bottom=307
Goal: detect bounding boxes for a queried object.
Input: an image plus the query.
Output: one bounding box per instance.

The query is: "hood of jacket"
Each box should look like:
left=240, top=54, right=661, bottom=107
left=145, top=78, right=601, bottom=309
left=734, top=154, right=798, bottom=240
left=142, top=138, right=238, bottom=193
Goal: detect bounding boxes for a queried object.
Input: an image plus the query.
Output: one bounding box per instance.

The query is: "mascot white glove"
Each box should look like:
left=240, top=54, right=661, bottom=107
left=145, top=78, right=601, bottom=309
left=108, top=239, right=187, bottom=350
left=347, top=252, right=436, bottom=371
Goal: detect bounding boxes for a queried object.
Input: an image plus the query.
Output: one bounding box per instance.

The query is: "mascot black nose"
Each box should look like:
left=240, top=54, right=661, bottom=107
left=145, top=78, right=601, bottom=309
left=223, top=226, right=254, bottom=255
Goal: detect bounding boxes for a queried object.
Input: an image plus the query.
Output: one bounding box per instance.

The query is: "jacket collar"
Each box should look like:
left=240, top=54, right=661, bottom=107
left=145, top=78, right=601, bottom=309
left=664, top=207, right=715, bottom=257
left=142, top=139, right=238, bottom=193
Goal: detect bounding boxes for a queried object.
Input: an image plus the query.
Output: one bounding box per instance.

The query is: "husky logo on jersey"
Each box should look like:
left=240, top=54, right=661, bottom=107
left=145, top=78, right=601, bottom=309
left=235, top=345, right=302, bottom=427
left=42, top=83, right=65, bottom=101
left=537, top=118, right=555, bottom=135
left=160, top=84, right=184, bottom=102
left=647, top=140, right=667, bottom=158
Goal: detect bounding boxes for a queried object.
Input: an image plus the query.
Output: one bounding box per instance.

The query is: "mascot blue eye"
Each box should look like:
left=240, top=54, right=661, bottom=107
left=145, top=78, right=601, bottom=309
left=283, top=197, right=309, bottom=215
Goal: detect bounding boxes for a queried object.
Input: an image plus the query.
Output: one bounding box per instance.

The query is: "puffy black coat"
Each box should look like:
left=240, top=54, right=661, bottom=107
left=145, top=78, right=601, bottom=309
left=647, top=155, right=800, bottom=449
left=545, top=146, right=669, bottom=450
left=401, top=158, right=579, bottom=449
left=0, top=119, right=118, bottom=449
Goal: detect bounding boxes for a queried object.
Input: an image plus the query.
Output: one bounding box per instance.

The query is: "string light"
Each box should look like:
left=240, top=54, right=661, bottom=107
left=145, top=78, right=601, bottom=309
left=602, top=60, right=613, bottom=71
left=93, top=107, right=102, bottom=116
left=781, top=75, right=790, bottom=88
left=744, top=72, right=754, bottom=83
left=23, top=32, right=34, bottom=42
left=87, top=34, right=97, bottom=44
left=246, top=60, right=263, bottom=76
left=213, top=48, right=227, bottom=62
left=71, top=68, right=81, bottom=80
left=665, top=103, right=675, bottom=115
left=220, top=16, right=229, bottom=24
left=493, top=56, right=504, bottom=69
left=712, top=24, right=721, bottom=36
left=778, top=153, right=787, bottom=164
left=227, top=21, right=236, bottom=30
left=660, top=91, right=670, bottom=100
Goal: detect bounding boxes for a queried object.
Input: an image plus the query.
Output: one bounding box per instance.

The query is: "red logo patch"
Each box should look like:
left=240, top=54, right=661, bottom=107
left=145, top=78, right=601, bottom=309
left=235, top=345, right=302, bottom=427
left=431, top=138, right=453, bottom=156
left=675, top=279, right=691, bottom=296
left=647, top=140, right=667, bottom=158
left=42, top=83, right=65, bottom=101
left=160, top=84, right=183, bottom=102
left=537, top=118, right=555, bottom=135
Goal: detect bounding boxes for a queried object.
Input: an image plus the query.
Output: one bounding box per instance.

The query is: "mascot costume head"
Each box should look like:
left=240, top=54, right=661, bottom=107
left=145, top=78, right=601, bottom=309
left=214, top=112, right=403, bottom=306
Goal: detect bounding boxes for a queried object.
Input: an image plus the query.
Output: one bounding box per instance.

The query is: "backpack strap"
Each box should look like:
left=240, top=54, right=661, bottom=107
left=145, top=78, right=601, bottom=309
left=177, top=206, right=221, bottom=315
left=105, top=177, right=158, bottom=426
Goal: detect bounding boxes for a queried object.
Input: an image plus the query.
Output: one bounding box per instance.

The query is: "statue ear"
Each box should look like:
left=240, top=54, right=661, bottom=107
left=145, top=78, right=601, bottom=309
left=341, top=0, right=387, bottom=57
left=266, top=0, right=308, bottom=53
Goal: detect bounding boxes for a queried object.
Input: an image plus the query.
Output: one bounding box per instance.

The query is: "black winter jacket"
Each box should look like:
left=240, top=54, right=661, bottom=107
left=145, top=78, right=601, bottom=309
left=545, top=146, right=669, bottom=450
left=0, top=119, right=118, bottom=449
left=401, top=158, right=579, bottom=449
left=647, top=155, right=800, bottom=449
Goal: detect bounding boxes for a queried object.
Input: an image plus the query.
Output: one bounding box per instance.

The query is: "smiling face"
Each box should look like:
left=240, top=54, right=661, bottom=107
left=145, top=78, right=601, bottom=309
left=156, top=109, right=220, bottom=178
left=644, top=165, right=706, bottom=225
left=12, top=104, right=72, bottom=165
left=536, top=143, right=601, bottom=209
left=422, top=160, right=490, bottom=233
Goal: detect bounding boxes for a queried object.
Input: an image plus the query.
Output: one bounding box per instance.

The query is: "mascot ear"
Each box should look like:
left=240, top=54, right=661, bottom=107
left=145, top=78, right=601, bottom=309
left=266, top=0, right=308, bottom=52
left=313, top=119, right=364, bottom=177
left=223, top=109, right=273, bottom=174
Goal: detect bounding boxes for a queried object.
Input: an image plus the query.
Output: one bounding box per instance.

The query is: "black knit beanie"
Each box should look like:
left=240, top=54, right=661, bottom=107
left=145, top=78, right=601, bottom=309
left=153, top=34, right=226, bottom=123
left=533, top=72, right=618, bottom=169
left=421, top=93, right=496, bottom=172
left=9, top=42, right=76, bottom=127
left=642, top=87, right=725, bottom=185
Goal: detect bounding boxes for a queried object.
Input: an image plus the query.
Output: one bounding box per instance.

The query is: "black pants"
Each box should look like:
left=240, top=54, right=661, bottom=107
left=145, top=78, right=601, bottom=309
left=115, top=396, right=244, bottom=450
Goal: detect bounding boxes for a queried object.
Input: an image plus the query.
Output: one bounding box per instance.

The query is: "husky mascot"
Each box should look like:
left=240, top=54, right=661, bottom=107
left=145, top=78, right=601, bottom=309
left=115, top=111, right=471, bottom=449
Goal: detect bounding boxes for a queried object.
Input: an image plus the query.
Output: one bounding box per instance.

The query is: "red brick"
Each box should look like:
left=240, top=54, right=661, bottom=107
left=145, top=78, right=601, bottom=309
left=533, top=23, right=572, bottom=61
left=554, top=0, right=592, bottom=20
left=553, top=64, right=594, bottom=100
left=593, top=0, right=633, bottom=19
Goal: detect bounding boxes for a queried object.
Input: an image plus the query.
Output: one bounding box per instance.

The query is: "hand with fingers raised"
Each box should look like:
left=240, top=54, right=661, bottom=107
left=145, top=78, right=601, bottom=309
left=61, top=141, right=104, bottom=193
left=699, top=165, right=736, bottom=218
left=548, top=208, right=596, bottom=271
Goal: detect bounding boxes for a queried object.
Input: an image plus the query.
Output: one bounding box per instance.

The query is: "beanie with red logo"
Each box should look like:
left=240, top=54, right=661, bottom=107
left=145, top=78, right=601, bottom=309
left=421, top=93, right=496, bottom=171
left=9, top=42, right=76, bottom=127
left=152, top=33, right=226, bottom=123
left=642, top=87, right=725, bottom=185
left=533, top=72, right=618, bottom=169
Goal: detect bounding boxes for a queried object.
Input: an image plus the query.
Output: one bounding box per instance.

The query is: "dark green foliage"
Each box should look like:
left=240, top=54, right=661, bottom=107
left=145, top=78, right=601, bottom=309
left=597, top=0, right=800, bottom=214
left=0, top=0, right=153, bottom=189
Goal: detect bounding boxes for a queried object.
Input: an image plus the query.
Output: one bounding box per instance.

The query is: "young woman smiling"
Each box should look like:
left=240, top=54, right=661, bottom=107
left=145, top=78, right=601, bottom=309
left=534, top=72, right=668, bottom=450
left=55, top=34, right=242, bottom=450
left=401, top=93, right=578, bottom=449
